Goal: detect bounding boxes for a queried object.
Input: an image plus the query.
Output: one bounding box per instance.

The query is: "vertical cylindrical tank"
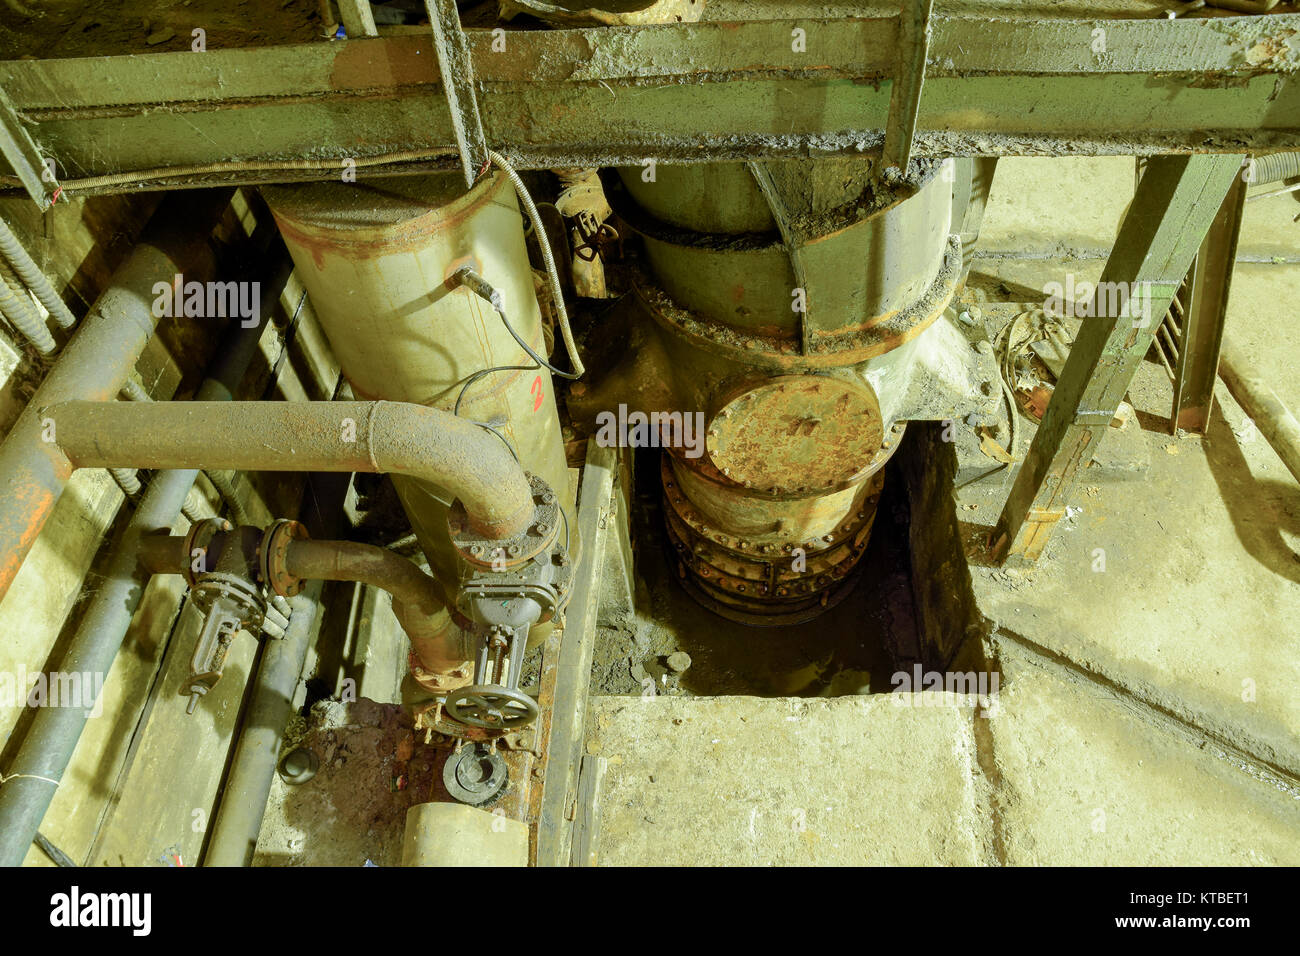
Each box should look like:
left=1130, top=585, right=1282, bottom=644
left=263, top=174, right=571, bottom=601
left=594, top=159, right=956, bottom=622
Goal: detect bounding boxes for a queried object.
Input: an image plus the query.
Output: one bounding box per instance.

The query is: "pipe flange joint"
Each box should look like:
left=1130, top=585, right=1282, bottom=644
left=190, top=570, right=265, bottom=627
left=448, top=473, right=563, bottom=571
left=182, top=516, right=234, bottom=588
left=260, top=518, right=310, bottom=598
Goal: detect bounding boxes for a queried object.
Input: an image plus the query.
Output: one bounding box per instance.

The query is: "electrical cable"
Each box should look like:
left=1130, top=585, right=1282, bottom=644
left=486, top=149, right=585, bottom=378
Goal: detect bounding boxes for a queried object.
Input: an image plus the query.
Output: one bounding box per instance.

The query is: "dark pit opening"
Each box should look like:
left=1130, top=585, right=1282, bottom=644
left=587, top=441, right=930, bottom=698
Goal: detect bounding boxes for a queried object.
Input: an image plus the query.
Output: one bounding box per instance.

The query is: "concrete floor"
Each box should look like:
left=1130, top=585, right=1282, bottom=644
left=586, top=158, right=1300, bottom=866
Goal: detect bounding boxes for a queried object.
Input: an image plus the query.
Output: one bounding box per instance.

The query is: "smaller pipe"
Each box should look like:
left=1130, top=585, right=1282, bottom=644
left=206, top=469, right=252, bottom=525
left=1246, top=181, right=1300, bottom=203
left=283, top=538, right=475, bottom=670
left=119, top=377, right=151, bottom=403
left=0, top=216, right=77, bottom=329
left=0, top=467, right=201, bottom=867
left=0, top=290, right=263, bottom=866
left=111, top=380, right=150, bottom=498
left=34, top=832, right=76, bottom=867
left=140, top=533, right=475, bottom=671
left=204, top=585, right=322, bottom=867
left=283, top=539, right=443, bottom=620
left=1219, top=339, right=1300, bottom=485
left=109, top=466, right=141, bottom=496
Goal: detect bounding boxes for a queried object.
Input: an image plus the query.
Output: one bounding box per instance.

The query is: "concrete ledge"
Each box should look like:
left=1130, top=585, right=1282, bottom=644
left=987, top=642, right=1300, bottom=866
left=586, top=694, right=985, bottom=866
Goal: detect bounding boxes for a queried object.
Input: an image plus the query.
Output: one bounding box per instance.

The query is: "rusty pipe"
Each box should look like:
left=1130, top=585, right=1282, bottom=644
left=44, top=400, right=535, bottom=539
left=282, top=538, right=475, bottom=670
left=283, top=539, right=442, bottom=620
left=0, top=191, right=230, bottom=604
left=139, top=532, right=475, bottom=672
left=0, top=308, right=267, bottom=868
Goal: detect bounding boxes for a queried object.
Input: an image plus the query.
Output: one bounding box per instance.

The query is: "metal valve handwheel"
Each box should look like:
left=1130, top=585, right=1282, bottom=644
left=445, top=684, right=540, bottom=730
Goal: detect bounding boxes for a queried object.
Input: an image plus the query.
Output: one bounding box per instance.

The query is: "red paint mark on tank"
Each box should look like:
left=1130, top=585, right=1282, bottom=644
left=732, top=285, right=746, bottom=303
left=531, top=375, right=544, bottom=412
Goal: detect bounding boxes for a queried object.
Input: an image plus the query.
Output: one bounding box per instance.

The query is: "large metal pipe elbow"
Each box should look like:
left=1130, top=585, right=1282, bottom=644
left=45, top=400, right=535, bottom=539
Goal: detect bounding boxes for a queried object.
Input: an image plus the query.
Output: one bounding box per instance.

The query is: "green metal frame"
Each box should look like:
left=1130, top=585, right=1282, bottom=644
left=1169, top=175, right=1249, bottom=433
left=0, top=15, right=1296, bottom=196
left=993, top=153, right=1248, bottom=563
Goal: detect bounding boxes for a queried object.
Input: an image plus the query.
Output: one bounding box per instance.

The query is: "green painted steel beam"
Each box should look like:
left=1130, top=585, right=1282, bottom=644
left=0, top=87, right=58, bottom=208
left=0, top=16, right=1297, bottom=191
left=993, top=152, right=1247, bottom=563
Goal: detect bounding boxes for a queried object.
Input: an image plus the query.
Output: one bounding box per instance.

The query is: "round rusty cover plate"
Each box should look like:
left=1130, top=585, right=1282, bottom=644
left=706, top=376, right=884, bottom=493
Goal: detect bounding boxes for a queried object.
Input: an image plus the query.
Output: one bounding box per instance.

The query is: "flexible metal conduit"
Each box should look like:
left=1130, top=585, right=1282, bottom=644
left=0, top=310, right=267, bottom=868
left=0, top=259, right=54, bottom=354
left=0, top=191, right=231, bottom=604
left=1251, top=151, right=1300, bottom=186
left=0, top=216, right=77, bottom=330
left=45, top=400, right=536, bottom=539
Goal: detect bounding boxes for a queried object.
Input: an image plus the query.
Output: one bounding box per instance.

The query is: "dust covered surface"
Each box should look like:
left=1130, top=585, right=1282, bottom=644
left=254, top=697, right=441, bottom=867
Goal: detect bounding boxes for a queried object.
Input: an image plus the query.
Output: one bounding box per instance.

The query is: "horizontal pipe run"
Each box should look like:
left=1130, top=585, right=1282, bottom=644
left=0, top=300, right=269, bottom=865
left=0, top=308, right=268, bottom=867
left=46, top=400, right=535, bottom=539
left=0, top=191, right=230, bottom=604
left=139, top=534, right=444, bottom=621
left=138, top=533, right=475, bottom=670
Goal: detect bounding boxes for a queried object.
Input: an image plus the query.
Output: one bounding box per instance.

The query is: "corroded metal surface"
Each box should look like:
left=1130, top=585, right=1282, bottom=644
left=632, top=234, right=962, bottom=367
left=2, top=16, right=1298, bottom=192
left=706, top=376, right=885, bottom=495
left=663, top=456, right=888, bottom=624
left=263, top=173, right=572, bottom=592
left=588, top=148, right=946, bottom=621
left=0, top=193, right=228, bottom=604
left=448, top=473, right=564, bottom=571
left=606, top=161, right=951, bottom=340
left=46, top=399, right=536, bottom=539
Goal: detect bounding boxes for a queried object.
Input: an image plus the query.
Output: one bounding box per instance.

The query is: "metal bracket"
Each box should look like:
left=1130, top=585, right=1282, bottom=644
left=878, top=0, right=934, bottom=180
left=748, top=161, right=815, bottom=355
left=425, top=0, right=489, bottom=187
left=0, top=87, right=58, bottom=210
